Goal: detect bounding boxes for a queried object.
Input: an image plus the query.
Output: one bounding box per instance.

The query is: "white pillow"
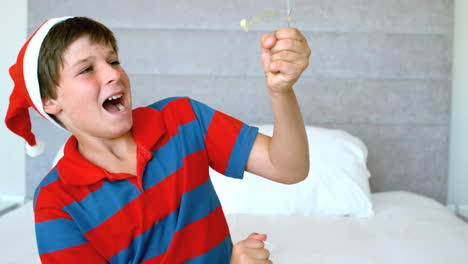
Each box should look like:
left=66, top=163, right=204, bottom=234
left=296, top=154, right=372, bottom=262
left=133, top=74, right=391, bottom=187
left=210, top=125, right=374, bottom=217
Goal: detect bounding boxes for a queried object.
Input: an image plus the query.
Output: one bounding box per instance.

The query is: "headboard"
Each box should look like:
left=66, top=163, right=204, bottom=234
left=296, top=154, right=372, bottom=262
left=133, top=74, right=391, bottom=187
left=27, top=0, right=452, bottom=203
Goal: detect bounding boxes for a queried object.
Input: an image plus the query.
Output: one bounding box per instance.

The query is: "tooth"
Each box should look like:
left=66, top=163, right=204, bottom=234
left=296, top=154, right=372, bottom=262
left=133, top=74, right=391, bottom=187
left=116, top=103, right=124, bottom=112
left=107, top=94, right=122, bottom=101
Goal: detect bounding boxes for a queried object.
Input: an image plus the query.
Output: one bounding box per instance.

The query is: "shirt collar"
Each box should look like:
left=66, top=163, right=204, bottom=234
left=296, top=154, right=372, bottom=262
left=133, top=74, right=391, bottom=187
left=57, top=107, right=166, bottom=186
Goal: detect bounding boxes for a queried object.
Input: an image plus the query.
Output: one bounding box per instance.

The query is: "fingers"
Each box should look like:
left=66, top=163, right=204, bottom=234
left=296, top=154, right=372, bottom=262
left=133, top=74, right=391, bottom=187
left=274, top=27, right=307, bottom=42
left=261, top=34, right=276, bottom=49
left=243, top=247, right=271, bottom=260
left=241, top=238, right=264, bottom=249
left=269, top=49, right=310, bottom=74
left=269, top=28, right=310, bottom=56
left=260, top=27, right=311, bottom=91
left=231, top=233, right=271, bottom=263
left=269, top=60, right=305, bottom=75
left=248, top=233, right=267, bottom=241
left=260, top=35, right=274, bottom=74
left=270, top=38, right=310, bottom=55
left=270, top=50, right=307, bottom=64
left=262, top=28, right=310, bottom=70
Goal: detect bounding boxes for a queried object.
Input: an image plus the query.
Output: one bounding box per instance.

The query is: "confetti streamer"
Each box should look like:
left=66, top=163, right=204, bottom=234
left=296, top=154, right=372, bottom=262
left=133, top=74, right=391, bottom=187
left=239, top=0, right=294, bottom=32
left=240, top=11, right=279, bottom=32
left=287, top=0, right=293, bottom=27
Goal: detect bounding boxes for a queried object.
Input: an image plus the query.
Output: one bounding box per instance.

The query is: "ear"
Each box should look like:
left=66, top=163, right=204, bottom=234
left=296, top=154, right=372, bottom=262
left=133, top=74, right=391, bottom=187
left=42, top=97, right=62, bottom=115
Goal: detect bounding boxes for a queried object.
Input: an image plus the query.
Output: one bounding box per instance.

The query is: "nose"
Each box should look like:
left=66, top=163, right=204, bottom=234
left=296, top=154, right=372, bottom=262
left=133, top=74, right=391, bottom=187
left=102, top=62, right=121, bottom=85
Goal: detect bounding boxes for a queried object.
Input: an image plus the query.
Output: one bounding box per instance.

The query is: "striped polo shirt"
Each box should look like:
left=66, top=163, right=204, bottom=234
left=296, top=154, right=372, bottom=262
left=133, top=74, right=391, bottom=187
left=33, top=97, right=258, bottom=263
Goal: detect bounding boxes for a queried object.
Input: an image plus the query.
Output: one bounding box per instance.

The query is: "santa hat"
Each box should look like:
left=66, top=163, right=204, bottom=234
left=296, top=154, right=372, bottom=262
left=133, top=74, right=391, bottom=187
left=5, top=17, right=72, bottom=157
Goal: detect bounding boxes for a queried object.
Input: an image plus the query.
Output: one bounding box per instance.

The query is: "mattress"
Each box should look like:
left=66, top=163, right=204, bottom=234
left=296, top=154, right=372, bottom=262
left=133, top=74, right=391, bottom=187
left=226, top=191, right=468, bottom=263
left=0, top=191, right=467, bottom=263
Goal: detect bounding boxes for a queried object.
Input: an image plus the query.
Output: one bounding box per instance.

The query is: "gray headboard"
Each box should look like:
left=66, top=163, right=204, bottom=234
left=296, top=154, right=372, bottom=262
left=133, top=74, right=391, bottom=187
left=27, top=0, right=452, bottom=203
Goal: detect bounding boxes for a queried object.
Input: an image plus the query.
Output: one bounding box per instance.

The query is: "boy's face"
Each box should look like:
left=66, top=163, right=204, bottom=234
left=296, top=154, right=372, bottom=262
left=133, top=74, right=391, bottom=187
left=43, top=35, right=133, bottom=140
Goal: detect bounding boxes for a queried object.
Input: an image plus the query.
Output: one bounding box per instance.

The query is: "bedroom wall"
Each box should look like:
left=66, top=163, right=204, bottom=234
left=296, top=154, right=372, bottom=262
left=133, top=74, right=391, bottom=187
left=0, top=0, right=28, bottom=204
left=26, top=0, right=452, bottom=203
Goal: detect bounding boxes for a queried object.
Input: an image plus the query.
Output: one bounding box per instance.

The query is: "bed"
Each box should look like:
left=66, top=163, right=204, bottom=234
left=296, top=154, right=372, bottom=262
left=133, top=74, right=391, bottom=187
left=0, top=191, right=467, bottom=264
left=226, top=191, right=468, bottom=263
left=1, top=125, right=467, bottom=263
left=215, top=125, right=468, bottom=263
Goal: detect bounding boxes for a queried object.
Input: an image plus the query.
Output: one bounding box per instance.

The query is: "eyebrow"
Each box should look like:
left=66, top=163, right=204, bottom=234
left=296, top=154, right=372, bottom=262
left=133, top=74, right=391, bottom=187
left=71, top=50, right=117, bottom=68
left=72, top=57, right=92, bottom=68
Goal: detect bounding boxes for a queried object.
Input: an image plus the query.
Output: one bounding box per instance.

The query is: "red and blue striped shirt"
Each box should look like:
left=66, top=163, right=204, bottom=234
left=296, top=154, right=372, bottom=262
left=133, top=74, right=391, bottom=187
left=33, top=97, right=258, bottom=263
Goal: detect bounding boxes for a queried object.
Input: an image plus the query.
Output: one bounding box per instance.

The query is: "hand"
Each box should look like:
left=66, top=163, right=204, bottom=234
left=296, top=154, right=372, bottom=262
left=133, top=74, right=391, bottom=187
left=260, top=28, right=311, bottom=94
left=230, top=233, right=271, bottom=264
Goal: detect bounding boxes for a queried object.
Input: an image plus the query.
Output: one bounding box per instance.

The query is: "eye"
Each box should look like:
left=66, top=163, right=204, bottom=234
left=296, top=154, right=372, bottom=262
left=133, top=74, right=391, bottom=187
left=79, top=66, right=93, bottom=75
left=110, top=60, right=120, bottom=66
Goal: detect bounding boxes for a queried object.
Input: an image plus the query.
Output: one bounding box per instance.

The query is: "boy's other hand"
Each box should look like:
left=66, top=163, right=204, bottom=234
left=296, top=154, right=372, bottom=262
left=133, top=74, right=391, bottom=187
left=260, top=28, right=311, bottom=94
left=231, top=233, right=271, bottom=264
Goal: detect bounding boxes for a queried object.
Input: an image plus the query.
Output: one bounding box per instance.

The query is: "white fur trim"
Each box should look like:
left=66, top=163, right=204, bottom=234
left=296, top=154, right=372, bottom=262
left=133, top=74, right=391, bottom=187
left=25, top=140, right=45, bottom=157
left=23, top=16, right=72, bottom=131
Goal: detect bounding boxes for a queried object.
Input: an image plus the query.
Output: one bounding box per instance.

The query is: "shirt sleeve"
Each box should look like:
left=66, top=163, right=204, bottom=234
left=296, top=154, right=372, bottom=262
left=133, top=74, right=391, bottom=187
left=34, top=207, right=107, bottom=263
left=189, top=98, right=259, bottom=179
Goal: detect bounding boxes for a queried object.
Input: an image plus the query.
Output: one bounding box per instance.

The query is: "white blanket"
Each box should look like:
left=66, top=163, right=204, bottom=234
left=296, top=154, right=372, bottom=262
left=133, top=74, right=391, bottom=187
left=1, top=191, right=467, bottom=263
left=227, top=191, right=468, bottom=263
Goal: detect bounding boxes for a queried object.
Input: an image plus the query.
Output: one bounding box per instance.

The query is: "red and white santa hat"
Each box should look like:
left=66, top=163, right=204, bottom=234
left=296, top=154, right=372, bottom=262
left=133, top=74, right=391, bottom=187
left=5, top=16, right=72, bottom=157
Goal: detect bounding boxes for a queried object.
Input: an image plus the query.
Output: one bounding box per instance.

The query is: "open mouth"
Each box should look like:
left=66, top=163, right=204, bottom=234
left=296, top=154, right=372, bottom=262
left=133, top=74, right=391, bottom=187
left=102, top=94, right=125, bottom=113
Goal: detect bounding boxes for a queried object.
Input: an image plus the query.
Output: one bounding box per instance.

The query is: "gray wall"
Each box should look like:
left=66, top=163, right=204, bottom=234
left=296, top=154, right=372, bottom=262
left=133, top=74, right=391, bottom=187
left=0, top=0, right=28, bottom=204
left=448, top=0, right=468, bottom=213
left=27, top=0, right=453, bottom=203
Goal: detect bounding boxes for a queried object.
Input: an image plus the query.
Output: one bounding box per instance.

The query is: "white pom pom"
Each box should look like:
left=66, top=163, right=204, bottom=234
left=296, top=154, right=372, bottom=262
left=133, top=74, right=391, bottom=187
left=25, top=140, right=45, bottom=157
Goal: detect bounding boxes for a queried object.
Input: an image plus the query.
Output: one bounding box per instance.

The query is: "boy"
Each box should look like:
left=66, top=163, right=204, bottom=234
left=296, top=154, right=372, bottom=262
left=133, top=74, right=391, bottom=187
left=5, top=17, right=310, bottom=263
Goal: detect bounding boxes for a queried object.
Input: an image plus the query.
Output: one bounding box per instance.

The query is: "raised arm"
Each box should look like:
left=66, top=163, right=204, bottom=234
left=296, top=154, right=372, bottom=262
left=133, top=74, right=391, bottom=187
left=245, top=28, right=311, bottom=184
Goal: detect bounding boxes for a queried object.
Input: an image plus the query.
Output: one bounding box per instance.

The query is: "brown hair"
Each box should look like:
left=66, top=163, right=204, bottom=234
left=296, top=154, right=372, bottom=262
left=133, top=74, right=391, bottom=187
left=38, top=17, right=118, bottom=100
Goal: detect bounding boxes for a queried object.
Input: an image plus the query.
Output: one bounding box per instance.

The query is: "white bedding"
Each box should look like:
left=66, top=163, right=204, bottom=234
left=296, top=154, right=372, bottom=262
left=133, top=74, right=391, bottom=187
left=226, top=191, right=468, bottom=264
left=1, top=191, right=467, bottom=263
